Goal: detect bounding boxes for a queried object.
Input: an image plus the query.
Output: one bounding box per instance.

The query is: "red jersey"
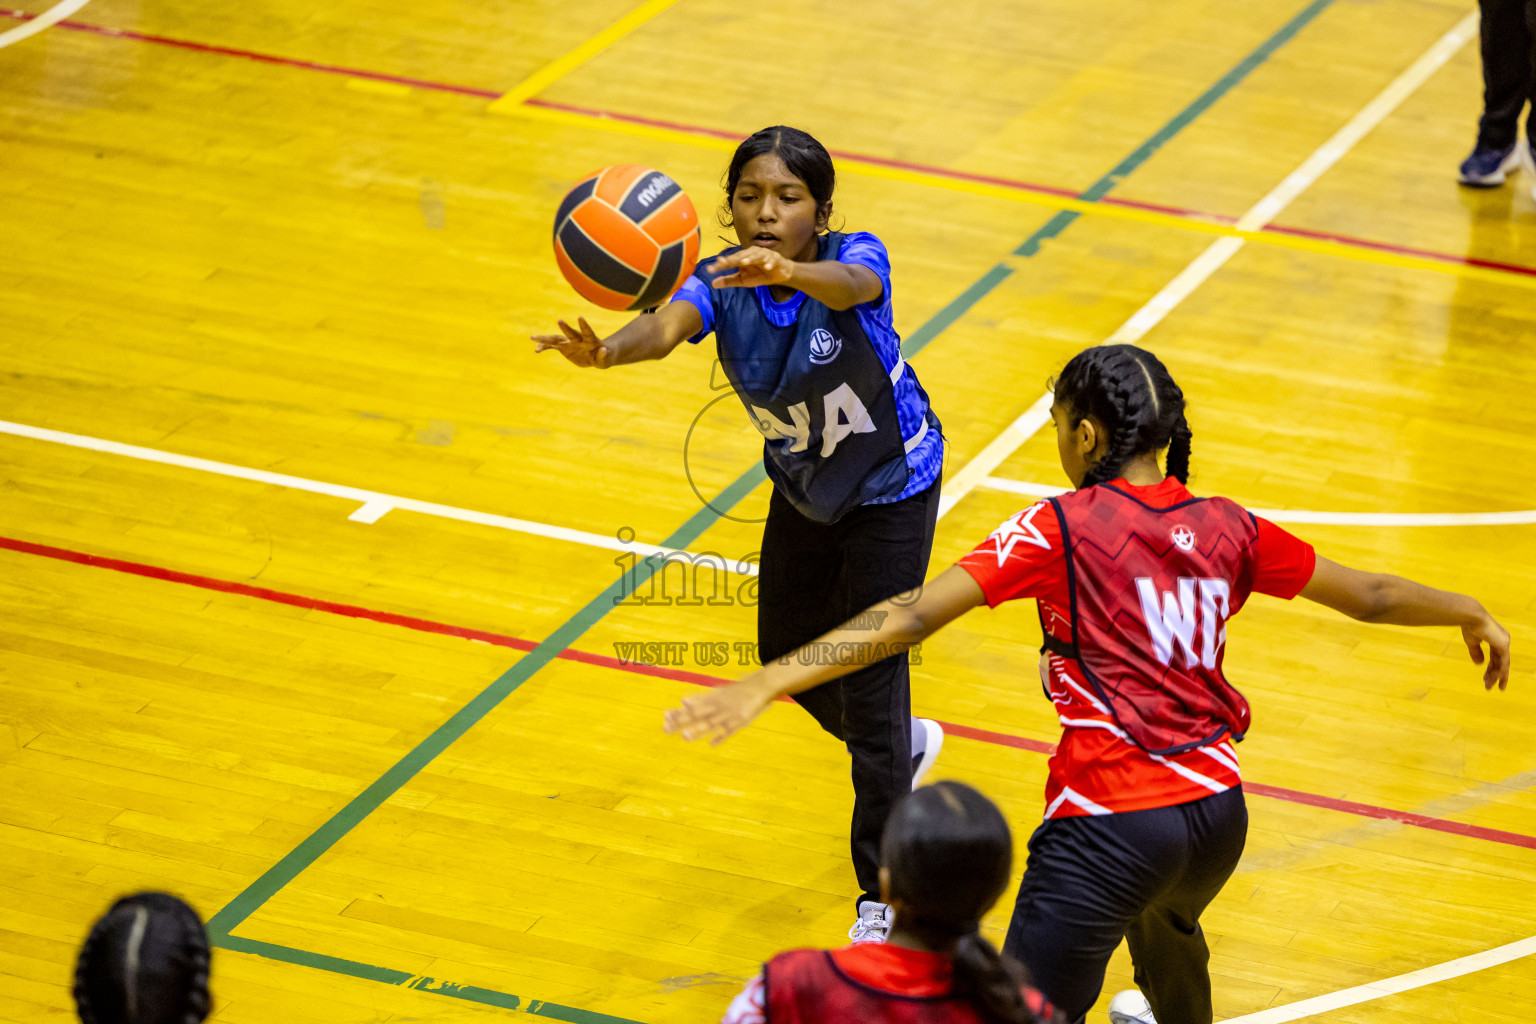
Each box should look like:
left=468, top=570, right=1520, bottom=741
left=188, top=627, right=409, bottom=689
left=957, top=477, right=1315, bottom=819
left=721, top=944, right=1055, bottom=1024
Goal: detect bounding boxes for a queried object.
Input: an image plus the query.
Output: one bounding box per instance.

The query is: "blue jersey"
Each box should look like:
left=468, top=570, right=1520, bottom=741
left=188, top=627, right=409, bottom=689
left=672, top=231, right=943, bottom=522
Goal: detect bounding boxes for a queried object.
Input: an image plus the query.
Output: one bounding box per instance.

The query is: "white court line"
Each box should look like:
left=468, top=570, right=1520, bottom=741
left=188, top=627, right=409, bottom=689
left=977, top=477, right=1070, bottom=499
left=2, top=9, right=1511, bottom=1013
left=979, top=474, right=1536, bottom=526
left=1222, top=934, right=1536, bottom=1024
left=0, top=0, right=93, bottom=49
left=0, top=19, right=1491, bottom=568
left=0, top=419, right=758, bottom=576
left=935, top=12, right=1481, bottom=523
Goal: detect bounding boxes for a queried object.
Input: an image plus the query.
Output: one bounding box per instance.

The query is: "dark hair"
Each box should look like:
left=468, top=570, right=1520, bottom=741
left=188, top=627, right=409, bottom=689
left=75, top=892, right=211, bottom=1024
left=883, top=783, right=1054, bottom=1024
left=1051, top=343, right=1191, bottom=488
left=721, top=126, right=836, bottom=228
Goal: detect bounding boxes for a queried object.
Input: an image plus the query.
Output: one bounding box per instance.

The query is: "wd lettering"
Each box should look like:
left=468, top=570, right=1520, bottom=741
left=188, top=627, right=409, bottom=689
left=1134, top=577, right=1232, bottom=670
left=1052, top=486, right=1256, bottom=754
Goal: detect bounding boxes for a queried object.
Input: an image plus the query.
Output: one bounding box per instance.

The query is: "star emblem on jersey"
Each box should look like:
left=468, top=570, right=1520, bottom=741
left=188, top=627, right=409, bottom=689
left=988, top=504, right=1051, bottom=566
left=1170, top=525, right=1196, bottom=552
left=808, top=328, right=842, bottom=364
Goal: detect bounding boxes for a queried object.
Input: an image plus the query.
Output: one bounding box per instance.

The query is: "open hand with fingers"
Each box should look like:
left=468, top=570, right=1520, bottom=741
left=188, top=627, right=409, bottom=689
left=532, top=317, right=611, bottom=368
left=709, top=246, right=796, bottom=290
left=663, top=675, right=776, bottom=745
left=1463, top=613, right=1512, bottom=690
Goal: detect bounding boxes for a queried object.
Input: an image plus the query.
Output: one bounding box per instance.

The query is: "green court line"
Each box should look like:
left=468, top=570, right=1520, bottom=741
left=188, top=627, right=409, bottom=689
left=205, top=0, right=1336, bottom=1010
left=902, top=0, right=1335, bottom=359
left=216, top=934, right=644, bottom=1024
left=205, top=468, right=765, bottom=940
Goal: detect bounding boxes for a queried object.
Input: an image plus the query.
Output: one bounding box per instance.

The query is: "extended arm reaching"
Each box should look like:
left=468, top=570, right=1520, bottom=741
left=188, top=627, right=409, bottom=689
left=664, top=567, right=988, bottom=744
left=1300, top=556, right=1511, bottom=690
left=707, top=246, right=882, bottom=310
left=532, top=301, right=703, bottom=369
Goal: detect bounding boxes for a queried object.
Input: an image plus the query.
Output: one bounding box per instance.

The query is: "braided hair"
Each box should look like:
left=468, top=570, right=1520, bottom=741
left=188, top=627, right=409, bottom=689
left=1051, top=344, right=1191, bottom=488
left=882, top=783, right=1060, bottom=1024
left=74, top=893, right=211, bottom=1024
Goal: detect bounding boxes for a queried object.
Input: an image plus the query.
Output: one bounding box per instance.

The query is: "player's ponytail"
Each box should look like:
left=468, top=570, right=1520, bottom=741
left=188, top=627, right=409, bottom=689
left=1052, top=344, right=1190, bottom=488
left=1166, top=411, right=1192, bottom=484
left=75, top=892, right=212, bottom=1024
left=950, top=929, right=1060, bottom=1024
left=882, top=783, right=1059, bottom=1024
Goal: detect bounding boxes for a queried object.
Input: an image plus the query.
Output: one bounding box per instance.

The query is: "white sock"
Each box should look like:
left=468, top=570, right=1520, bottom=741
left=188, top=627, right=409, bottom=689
left=910, top=717, right=926, bottom=759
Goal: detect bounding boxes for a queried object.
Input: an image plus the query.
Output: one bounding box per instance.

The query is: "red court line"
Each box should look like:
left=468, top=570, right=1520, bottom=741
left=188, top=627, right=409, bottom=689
left=0, top=8, right=501, bottom=98
left=1243, top=782, right=1536, bottom=851
left=1263, top=223, right=1536, bottom=278
left=0, top=536, right=545, bottom=649
left=7, top=7, right=1536, bottom=282
left=522, top=97, right=1222, bottom=224
left=5, top=533, right=1531, bottom=851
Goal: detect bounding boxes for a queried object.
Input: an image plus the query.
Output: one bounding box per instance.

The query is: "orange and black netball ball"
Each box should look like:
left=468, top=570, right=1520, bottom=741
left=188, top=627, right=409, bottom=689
left=552, top=164, right=700, bottom=311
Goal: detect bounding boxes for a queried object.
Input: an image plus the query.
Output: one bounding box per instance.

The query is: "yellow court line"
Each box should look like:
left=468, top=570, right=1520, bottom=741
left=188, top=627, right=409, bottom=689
left=511, top=100, right=737, bottom=152
left=499, top=102, right=1536, bottom=292
left=841, top=155, right=1536, bottom=289
left=505, top=100, right=1201, bottom=227
left=802, top=154, right=1533, bottom=294
left=488, top=0, right=686, bottom=111
left=1229, top=227, right=1536, bottom=288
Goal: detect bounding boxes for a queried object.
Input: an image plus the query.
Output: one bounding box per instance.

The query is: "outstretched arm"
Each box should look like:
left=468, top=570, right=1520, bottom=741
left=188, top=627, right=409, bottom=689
left=532, top=300, right=703, bottom=369
left=707, top=246, right=882, bottom=310
left=1300, top=556, right=1511, bottom=690
left=664, top=566, right=988, bottom=744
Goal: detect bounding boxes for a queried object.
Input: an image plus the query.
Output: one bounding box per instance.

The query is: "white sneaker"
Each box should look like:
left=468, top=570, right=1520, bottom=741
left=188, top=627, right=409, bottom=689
left=848, top=901, right=893, bottom=944
left=1107, top=989, right=1156, bottom=1024
left=911, top=718, right=944, bottom=790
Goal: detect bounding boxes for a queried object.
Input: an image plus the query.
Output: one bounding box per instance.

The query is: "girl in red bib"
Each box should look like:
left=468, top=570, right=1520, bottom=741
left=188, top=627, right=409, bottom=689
left=667, top=344, right=1511, bottom=1024
left=723, top=782, right=1061, bottom=1024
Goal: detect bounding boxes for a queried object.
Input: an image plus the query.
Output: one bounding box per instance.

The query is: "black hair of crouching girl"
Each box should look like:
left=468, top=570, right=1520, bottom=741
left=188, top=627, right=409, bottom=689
left=881, top=782, right=1062, bottom=1024
left=74, top=892, right=211, bottom=1024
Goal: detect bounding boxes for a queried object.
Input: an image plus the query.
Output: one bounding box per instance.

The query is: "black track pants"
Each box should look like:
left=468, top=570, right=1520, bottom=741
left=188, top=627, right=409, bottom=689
left=1476, top=0, right=1536, bottom=149
left=1002, top=787, right=1248, bottom=1024
left=756, top=476, right=941, bottom=908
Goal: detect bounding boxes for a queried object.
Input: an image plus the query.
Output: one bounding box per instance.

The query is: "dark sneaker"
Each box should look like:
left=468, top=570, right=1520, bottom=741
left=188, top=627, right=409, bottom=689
left=1458, top=142, right=1522, bottom=186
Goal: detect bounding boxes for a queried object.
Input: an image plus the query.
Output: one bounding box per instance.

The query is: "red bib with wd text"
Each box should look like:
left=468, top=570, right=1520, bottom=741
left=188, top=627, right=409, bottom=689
left=1050, top=484, right=1257, bottom=755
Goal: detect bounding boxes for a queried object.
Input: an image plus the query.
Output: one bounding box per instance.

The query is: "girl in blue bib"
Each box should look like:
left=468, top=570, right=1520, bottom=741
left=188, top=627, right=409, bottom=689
left=536, top=127, right=946, bottom=942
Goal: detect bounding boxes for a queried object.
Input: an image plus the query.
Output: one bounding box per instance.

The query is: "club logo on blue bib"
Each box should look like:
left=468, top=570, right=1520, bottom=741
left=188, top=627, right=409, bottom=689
left=809, top=328, right=842, bottom=365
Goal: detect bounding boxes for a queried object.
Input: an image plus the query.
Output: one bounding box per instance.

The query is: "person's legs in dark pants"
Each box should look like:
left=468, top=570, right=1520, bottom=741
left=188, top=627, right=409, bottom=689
left=755, top=478, right=941, bottom=909
left=831, top=477, right=941, bottom=905
left=1002, top=789, right=1248, bottom=1024
left=1475, top=0, right=1533, bottom=150
left=1527, top=0, right=1536, bottom=154
left=1003, top=817, right=1147, bottom=1022
left=758, top=488, right=860, bottom=881
left=1125, top=791, right=1248, bottom=1024
left=757, top=488, right=847, bottom=667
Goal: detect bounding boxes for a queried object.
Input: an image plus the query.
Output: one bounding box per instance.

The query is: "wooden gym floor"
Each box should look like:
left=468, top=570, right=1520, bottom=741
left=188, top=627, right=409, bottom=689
left=2, top=0, right=1534, bottom=1021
